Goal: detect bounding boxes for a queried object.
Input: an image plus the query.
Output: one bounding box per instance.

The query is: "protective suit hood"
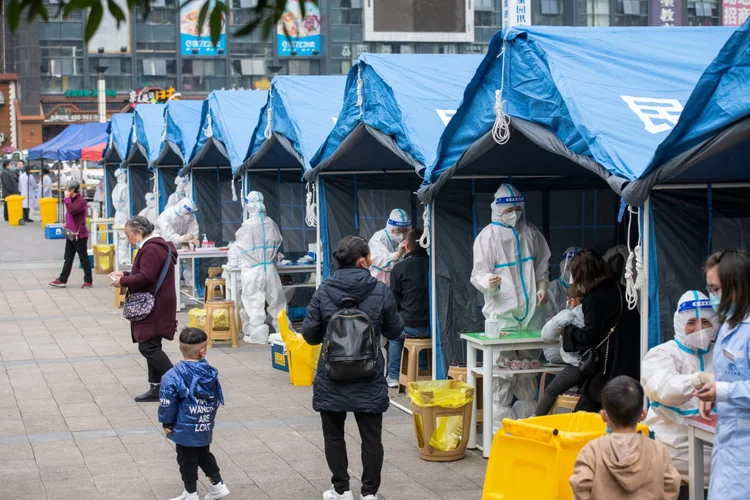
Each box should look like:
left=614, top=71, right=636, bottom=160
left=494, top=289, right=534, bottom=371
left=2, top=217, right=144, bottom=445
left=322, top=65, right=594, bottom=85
left=244, top=191, right=265, bottom=217
left=115, top=168, right=128, bottom=183
left=174, top=198, right=198, bottom=217
left=558, top=246, right=580, bottom=286
left=386, top=208, right=411, bottom=240
left=673, top=290, right=718, bottom=350
left=491, top=184, right=525, bottom=224
left=145, top=192, right=156, bottom=209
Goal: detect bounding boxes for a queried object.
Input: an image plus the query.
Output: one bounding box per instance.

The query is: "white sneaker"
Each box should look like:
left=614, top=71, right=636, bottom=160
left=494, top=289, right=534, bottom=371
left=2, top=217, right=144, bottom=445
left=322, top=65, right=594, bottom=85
left=362, top=495, right=379, bottom=500
left=386, top=377, right=398, bottom=388
left=322, top=487, right=354, bottom=500
left=204, top=481, right=230, bottom=500
left=170, top=492, right=199, bottom=500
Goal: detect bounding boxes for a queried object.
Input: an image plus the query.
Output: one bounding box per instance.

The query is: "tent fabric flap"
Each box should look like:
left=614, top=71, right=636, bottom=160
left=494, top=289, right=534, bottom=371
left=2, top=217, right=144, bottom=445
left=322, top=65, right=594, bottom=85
left=157, top=100, right=204, bottom=168
left=103, top=114, right=135, bottom=165
left=29, top=123, right=108, bottom=161
left=81, top=143, right=106, bottom=162
left=129, top=104, right=166, bottom=166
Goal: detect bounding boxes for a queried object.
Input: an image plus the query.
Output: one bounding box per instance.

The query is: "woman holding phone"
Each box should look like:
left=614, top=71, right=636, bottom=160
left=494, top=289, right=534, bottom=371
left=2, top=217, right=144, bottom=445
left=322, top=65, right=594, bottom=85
left=696, top=249, right=750, bottom=500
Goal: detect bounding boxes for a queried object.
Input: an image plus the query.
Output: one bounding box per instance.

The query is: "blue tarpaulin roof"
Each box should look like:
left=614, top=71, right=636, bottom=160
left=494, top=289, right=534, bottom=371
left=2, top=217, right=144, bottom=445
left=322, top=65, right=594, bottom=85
left=421, top=25, right=749, bottom=205
left=156, top=100, right=204, bottom=168
left=245, top=75, right=346, bottom=172
left=103, top=114, right=135, bottom=165
left=29, top=122, right=109, bottom=161
left=187, top=90, right=268, bottom=174
left=307, top=53, right=484, bottom=179
left=127, top=104, right=166, bottom=166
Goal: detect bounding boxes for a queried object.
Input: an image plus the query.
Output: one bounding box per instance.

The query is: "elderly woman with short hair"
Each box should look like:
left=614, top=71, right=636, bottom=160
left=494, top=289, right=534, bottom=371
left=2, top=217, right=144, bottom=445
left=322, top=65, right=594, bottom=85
left=49, top=180, right=93, bottom=289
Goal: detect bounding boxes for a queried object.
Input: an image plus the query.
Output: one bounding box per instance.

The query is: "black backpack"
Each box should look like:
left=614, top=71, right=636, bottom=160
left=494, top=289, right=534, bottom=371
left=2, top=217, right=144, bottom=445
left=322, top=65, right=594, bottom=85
left=323, top=296, right=378, bottom=382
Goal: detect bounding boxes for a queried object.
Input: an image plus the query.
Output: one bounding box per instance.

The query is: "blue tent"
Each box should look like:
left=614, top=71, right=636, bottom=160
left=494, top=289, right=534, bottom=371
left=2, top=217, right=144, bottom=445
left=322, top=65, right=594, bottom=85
left=307, top=53, right=484, bottom=179
left=28, top=122, right=109, bottom=161
left=103, top=114, right=135, bottom=165
left=421, top=26, right=745, bottom=206
left=155, top=100, right=204, bottom=169
left=245, top=75, right=346, bottom=172
left=127, top=104, right=166, bottom=166
left=187, top=90, right=268, bottom=175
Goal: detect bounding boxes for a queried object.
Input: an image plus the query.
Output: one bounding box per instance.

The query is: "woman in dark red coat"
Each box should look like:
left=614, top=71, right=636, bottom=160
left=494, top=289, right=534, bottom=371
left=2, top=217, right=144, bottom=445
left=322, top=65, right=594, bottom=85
left=110, top=215, right=178, bottom=402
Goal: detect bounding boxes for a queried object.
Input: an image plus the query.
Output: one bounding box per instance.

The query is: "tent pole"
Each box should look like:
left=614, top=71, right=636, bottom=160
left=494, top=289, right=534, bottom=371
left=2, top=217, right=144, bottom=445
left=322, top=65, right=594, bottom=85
left=653, top=182, right=750, bottom=190
left=640, top=197, right=651, bottom=362
left=315, top=177, right=321, bottom=288
left=430, top=203, right=438, bottom=381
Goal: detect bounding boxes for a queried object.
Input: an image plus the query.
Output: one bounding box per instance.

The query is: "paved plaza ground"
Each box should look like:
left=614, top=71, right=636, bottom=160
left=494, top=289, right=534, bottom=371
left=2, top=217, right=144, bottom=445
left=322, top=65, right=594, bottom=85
left=0, top=220, right=486, bottom=499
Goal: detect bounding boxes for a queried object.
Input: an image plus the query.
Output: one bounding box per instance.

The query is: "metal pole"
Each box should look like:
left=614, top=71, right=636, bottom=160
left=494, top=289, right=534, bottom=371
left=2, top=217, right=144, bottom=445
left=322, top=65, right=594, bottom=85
left=97, top=73, right=107, bottom=123
left=653, top=182, right=750, bottom=190
left=430, top=203, right=438, bottom=380
left=640, top=197, right=651, bottom=362
left=315, top=177, right=322, bottom=288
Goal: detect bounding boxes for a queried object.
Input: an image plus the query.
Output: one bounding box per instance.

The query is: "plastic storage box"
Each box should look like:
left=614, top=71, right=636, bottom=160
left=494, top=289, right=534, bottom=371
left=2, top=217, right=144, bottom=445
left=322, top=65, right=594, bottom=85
left=271, top=339, right=289, bottom=372
left=44, top=223, right=65, bottom=239
left=482, top=412, right=649, bottom=500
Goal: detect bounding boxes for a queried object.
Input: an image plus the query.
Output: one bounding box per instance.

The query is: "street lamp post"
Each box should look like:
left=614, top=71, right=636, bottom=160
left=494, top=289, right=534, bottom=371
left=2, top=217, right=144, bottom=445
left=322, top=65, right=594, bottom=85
left=95, top=64, right=108, bottom=123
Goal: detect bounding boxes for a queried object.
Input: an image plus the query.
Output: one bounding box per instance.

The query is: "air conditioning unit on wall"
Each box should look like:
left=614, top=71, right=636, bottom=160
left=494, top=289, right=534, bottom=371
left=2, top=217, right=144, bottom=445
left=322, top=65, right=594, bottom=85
left=0, top=132, right=6, bottom=143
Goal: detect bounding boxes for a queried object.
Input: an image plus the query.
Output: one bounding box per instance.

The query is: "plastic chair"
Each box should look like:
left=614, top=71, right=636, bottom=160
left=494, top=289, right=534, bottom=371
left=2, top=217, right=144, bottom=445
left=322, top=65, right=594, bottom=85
left=207, top=267, right=223, bottom=279
left=204, top=300, right=238, bottom=348
left=447, top=365, right=483, bottom=423
left=113, top=287, right=127, bottom=308
left=204, top=278, right=226, bottom=302
left=398, top=338, right=432, bottom=393
left=551, top=393, right=580, bottom=414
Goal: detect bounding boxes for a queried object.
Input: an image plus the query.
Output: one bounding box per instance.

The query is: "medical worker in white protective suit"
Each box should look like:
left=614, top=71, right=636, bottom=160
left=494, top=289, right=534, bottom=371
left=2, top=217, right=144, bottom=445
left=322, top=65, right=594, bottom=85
left=642, top=290, right=718, bottom=482
left=368, top=208, right=411, bottom=286
left=471, top=184, right=552, bottom=424
left=138, top=192, right=158, bottom=225
left=157, top=197, right=200, bottom=286
left=112, top=168, right=131, bottom=265
left=235, top=191, right=288, bottom=344
left=165, top=175, right=190, bottom=212
left=543, top=246, right=580, bottom=363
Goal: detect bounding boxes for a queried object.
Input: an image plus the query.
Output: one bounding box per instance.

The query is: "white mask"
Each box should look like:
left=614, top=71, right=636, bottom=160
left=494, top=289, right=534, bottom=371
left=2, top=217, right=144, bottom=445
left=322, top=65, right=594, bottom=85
left=682, top=327, right=717, bottom=351
left=391, top=232, right=405, bottom=244
left=500, top=211, right=520, bottom=227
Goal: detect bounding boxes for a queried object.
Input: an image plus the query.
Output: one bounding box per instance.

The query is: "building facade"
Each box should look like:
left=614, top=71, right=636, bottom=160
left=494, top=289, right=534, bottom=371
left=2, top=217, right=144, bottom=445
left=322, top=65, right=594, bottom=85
left=1, top=0, right=744, bottom=147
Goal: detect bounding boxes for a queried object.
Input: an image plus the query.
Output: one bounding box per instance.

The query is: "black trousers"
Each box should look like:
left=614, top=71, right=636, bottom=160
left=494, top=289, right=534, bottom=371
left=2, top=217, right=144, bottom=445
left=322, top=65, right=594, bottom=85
left=534, top=364, right=587, bottom=416
left=321, top=411, right=383, bottom=497
left=59, top=237, right=93, bottom=284
left=3, top=200, right=8, bottom=221
left=138, top=337, right=174, bottom=384
left=22, top=207, right=32, bottom=221
left=175, top=444, right=222, bottom=494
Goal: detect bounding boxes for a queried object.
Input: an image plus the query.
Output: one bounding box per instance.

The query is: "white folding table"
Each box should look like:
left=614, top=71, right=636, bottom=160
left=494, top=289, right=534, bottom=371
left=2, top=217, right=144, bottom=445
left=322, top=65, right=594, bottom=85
left=686, top=416, right=715, bottom=500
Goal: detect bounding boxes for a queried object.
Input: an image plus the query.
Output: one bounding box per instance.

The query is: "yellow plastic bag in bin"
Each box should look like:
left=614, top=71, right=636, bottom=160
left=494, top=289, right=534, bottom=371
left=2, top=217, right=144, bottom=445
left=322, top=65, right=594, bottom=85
left=278, top=309, right=321, bottom=386
left=407, top=380, right=475, bottom=409
left=429, top=415, right=464, bottom=451
left=188, top=308, right=229, bottom=330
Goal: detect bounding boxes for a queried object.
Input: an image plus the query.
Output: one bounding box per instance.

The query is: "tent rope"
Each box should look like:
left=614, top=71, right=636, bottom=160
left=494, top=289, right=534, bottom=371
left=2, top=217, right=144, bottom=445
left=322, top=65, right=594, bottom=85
left=231, top=177, right=238, bottom=202
left=492, top=44, right=510, bottom=145
left=264, top=88, right=273, bottom=140
left=419, top=203, right=430, bottom=249
left=305, top=182, right=318, bottom=228
left=356, top=65, right=364, bottom=115
left=203, top=115, right=213, bottom=138
left=625, top=205, right=644, bottom=311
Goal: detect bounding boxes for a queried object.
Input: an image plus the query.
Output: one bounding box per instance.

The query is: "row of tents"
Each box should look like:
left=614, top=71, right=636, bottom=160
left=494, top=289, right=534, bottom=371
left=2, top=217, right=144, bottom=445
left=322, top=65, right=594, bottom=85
left=62, top=24, right=750, bottom=377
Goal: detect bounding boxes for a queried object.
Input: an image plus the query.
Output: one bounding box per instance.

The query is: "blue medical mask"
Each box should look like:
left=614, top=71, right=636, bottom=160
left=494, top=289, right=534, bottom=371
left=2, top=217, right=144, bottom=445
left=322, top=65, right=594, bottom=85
left=709, top=293, right=721, bottom=312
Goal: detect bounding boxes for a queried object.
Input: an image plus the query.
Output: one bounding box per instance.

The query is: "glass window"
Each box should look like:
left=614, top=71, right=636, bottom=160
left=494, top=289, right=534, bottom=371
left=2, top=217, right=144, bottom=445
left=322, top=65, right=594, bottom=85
left=182, top=59, right=226, bottom=92
left=533, top=0, right=565, bottom=24
left=541, top=0, right=561, bottom=14
left=90, top=57, right=133, bottom=91
left=330, top=26, right=351, bottom=40
left=475, top=0, right=495, bottom=9
left=341, top=8, right=362, bottom=24
left=615, top=0, right=648, bottom=25
left=586, top=0, right=611, bottom=25
left=474, top=10, right=495, bottom=26
left=287, top=59, right=320, bottom=75
left=138, top=58, right=176, bottom=88
left=40, top=43, right=84, bottom=93
left=687, top=0, right=720, bottom=25
left=230, top=58, right=268, bottom=88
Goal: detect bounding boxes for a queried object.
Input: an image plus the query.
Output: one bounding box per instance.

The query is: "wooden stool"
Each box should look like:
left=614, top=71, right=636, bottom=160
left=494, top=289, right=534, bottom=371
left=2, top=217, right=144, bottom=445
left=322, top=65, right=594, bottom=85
left=398, top=338, right=432, bottom=393
left=204, top=278, right=226, bottom=302
left=204, top=300, right=239, bottom=348
left=207, top=267, right=223, bottom=279
left=447, top=365, right=483, bottom=423
left=551, top=393, right=580, bottom=414
left=114, top=287, right=127, bottom=308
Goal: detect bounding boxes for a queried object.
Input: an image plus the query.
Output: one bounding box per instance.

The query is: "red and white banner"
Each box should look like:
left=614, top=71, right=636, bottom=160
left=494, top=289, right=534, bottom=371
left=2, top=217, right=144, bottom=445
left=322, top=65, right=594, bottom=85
left=723, top=0, right=750, bottom=26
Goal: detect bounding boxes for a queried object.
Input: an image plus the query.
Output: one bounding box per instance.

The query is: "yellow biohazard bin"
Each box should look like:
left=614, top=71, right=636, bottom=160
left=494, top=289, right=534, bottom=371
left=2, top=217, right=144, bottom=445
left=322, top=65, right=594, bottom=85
left=92, top=244, right=115, bottom=274
left=278, top=310, right=320, bottom=386
left=482, top=412, right=649, bottom=500
left=5, top=195, right=25, bottom=226
left=38, top=197, right=59, bottom=228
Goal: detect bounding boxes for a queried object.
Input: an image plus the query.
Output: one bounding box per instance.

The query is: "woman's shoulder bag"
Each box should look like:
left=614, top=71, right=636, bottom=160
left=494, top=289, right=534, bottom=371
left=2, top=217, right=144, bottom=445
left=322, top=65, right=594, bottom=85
left=578, top=283, right=624, bottom=378
left=123, top=247, right=172, bottom=322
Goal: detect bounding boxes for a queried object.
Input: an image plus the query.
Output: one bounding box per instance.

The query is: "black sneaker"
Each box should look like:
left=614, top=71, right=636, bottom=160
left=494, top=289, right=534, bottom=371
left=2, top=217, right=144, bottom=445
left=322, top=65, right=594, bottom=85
left=134, top=384, right=160, bottom=402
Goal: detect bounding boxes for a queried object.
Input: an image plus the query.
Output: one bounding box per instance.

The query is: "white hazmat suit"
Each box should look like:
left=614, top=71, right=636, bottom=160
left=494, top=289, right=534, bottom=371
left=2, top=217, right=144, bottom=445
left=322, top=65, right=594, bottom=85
left=368, top=208, right=411, bottom=286
left=544, top=246, right=580, bottom=363
left=112, top=168, right=131, bottom=265
left=156, top=197, right=199, bottom=286
left=471, top=184, right=551, bottom=426
left=165, top=176, right=190, bottom=212
left=138, top=192, right=158, bottom=224
left=642, top=290, right=718, bottom=482
left=235, top=191, right=287, bottom=344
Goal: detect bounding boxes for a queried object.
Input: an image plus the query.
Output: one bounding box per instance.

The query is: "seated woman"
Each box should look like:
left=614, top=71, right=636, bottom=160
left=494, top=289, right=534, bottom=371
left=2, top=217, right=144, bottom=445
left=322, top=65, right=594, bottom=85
left=535, top=286, right=586, bottom=416
left=642, top=290, right=718, bottom=485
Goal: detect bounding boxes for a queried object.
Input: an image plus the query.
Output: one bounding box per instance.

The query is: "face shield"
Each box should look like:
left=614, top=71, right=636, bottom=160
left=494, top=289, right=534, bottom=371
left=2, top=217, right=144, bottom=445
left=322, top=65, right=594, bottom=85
left=244, top=191, right=266, bottom=217
left=559, top=246, right=581, bottom=286
left=491, top=184, right=525, bottom=226
left=673, top=290, right=719, bottom=351
left=174, top=198, right=198, bottom=218
left=386, top=208, right=411, bottom=243
left=145, top=193, right=156, bottom=209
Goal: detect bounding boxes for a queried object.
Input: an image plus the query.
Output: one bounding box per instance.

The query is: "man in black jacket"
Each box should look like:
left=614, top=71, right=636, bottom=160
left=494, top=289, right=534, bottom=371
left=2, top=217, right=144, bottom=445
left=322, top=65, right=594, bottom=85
left=1, top=159, right=19, bottom=222
left=387, top=228, right=430, bottom=387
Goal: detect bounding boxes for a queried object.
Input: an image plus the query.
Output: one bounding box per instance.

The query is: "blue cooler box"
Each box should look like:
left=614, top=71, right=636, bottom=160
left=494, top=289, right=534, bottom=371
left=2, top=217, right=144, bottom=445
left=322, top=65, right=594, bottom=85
left=44, top=224, right=65, bottom=239
left=271, top=339, right=289, bottom=372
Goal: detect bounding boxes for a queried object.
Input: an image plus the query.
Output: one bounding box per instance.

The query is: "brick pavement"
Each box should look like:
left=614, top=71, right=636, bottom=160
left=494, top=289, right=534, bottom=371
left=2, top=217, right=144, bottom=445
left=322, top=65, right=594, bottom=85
left=0, top=223, right=486, bottom=500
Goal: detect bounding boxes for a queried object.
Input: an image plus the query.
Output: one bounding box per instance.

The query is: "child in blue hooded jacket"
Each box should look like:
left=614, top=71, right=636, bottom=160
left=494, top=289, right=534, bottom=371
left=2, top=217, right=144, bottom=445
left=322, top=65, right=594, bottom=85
left=159, top=327, right=229, bottom=500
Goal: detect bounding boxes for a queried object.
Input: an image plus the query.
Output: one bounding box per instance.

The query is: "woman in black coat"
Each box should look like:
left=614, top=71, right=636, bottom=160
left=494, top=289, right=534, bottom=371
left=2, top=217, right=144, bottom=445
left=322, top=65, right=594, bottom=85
left=562, top=249, right=640, bottom=412
left=303, top=236, right=404, bottom=500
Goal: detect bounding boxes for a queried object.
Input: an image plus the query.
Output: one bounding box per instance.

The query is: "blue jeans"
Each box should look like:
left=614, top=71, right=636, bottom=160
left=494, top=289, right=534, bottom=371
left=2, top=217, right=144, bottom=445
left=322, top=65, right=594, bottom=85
left=388, top=326, right=430, bottom=380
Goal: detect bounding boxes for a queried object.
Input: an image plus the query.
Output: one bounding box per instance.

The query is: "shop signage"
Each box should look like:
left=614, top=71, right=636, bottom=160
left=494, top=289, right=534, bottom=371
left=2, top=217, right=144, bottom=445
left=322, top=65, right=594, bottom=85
left=650, top=0, right=683, bottom=26
left=277, top=0, right=321, bottom=57
left=129, top=87, right=178, bottom=107
left=64, top=89, right=117, bottom=98
left=49, top=106, right=99, bottom=123
left=503, top=0, right=531, bottom=28
left=180, top=0, right=226, bottom=55
left=722, top=0, right=750, bottom=26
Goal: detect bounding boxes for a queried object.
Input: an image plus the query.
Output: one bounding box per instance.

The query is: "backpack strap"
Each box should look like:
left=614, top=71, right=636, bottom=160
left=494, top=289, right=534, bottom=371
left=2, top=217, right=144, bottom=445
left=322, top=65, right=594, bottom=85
left=154, top=247, right=173, bottom=296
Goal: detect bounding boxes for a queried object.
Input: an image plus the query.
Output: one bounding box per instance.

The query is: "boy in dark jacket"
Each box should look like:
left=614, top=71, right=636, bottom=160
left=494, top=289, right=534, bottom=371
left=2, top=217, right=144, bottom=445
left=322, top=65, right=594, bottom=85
left=159, top=328, right=230, bottom=500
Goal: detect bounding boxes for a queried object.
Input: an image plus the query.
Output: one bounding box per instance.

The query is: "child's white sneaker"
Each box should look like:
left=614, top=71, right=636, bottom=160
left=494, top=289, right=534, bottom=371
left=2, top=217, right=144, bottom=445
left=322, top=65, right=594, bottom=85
left=170, top=492, right=199, bottom=500
left=323, top=487, right=354, bottom=500
left=204, top=481, right=230, bottom=500
left=361, top=495, right=378, bottom=500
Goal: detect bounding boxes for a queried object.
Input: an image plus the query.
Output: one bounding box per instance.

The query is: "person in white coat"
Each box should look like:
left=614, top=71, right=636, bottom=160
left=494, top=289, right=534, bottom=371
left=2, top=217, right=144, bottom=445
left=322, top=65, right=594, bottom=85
left=112, top=168, right=131, bottom=265
left=642, top=290, right=718, bottom=482
left=39, top=167, right=53, bottom=199
left=471, top=184, right=552, bottom=424
left=19, top=164, right=37, bottom=223
left=234, top=191, right=287, bottom=344
left=368, top=208, right=411, bottom=286
left=138, top=192, right=158, bottom=225
left=156, top=197, right=199, bottom=287
left=165, top=176, right=190, bottom=212
left=547, top=246, right=580, bottom=316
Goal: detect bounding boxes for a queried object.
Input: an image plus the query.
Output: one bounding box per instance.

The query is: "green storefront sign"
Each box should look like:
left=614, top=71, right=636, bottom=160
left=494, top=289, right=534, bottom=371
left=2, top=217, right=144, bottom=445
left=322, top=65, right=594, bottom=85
left=64, top=89, right=117, bottom=98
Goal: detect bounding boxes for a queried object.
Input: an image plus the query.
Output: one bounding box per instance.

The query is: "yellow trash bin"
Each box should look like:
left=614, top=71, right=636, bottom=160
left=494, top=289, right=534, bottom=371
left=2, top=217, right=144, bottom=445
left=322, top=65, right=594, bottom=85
left=278, top=310, right=320, bottom=386
left=92, top=244, right=115, bottom=274
left=38, top=197, right=59, bottom=228
left=5, top=195, right=25, bottom=226
left=482, top=412, right=649, bottom=500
